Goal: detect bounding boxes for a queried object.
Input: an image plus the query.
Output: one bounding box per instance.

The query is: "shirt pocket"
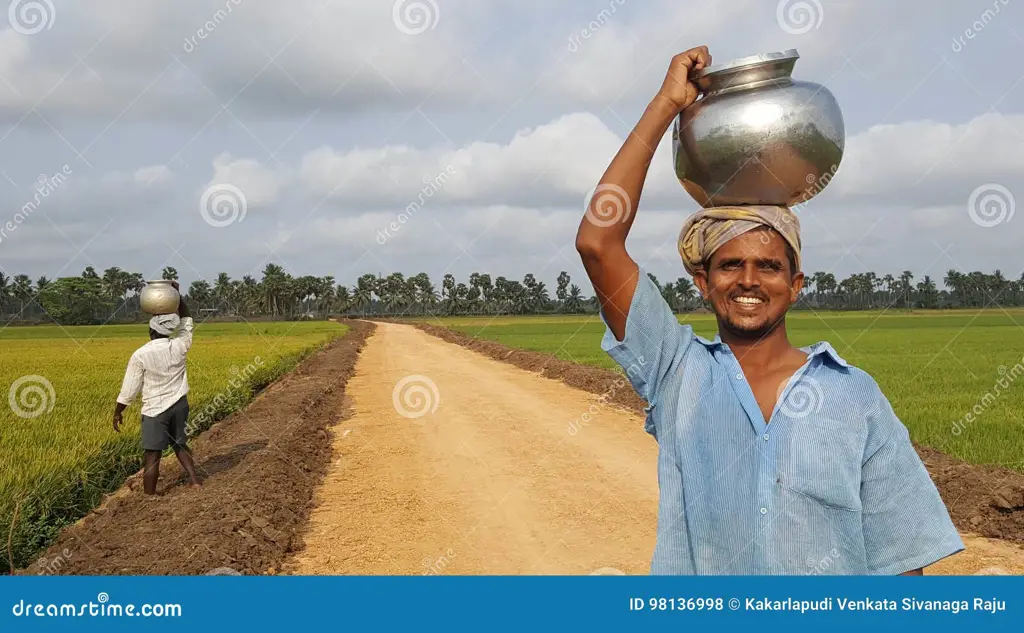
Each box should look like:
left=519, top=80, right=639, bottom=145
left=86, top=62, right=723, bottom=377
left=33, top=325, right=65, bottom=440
left=784, top=420, right=864, bottom=512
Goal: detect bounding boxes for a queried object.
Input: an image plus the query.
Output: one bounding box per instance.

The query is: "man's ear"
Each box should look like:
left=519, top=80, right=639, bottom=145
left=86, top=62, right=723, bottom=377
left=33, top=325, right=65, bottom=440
left=790, top=271, right=805, bottom=301
left=693, top=269, right=709, bottom=300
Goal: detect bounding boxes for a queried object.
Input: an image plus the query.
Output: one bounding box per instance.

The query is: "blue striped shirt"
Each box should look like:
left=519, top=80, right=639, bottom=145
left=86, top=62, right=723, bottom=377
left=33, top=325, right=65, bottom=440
left=601, top=269, right=964, bottom=575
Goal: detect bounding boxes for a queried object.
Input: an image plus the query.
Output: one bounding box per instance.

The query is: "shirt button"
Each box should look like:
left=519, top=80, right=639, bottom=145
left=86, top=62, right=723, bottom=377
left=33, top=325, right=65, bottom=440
left=763, top=434, right=770, bottom=441
left=759, top=507, right=768, bottom=515
left=735, top=373, right=743, bottom=380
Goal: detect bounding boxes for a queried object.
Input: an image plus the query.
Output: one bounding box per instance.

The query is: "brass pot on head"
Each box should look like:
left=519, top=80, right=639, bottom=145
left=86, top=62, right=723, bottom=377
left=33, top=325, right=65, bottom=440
left=672, top=49, right=845, bottom=207
left=139, top=280, right=180, bottom=315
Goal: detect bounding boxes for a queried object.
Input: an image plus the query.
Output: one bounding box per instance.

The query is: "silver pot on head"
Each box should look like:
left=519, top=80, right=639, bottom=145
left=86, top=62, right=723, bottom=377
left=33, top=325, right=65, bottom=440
left=672, top=49, right=845, bottom=207
left=139, top=280, right=180, bottom=315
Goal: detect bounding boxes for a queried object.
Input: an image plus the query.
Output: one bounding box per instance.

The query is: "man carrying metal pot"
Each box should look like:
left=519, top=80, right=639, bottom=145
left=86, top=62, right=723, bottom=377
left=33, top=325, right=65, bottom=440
left=576, top=46, right=962, bottom=575
left=112, top=281, right=201, bottom=495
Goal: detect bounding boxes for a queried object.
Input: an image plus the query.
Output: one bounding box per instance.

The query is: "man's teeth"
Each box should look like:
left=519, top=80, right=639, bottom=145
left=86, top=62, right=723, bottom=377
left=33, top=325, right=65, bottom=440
left=733, top=296, right=765, bottom=304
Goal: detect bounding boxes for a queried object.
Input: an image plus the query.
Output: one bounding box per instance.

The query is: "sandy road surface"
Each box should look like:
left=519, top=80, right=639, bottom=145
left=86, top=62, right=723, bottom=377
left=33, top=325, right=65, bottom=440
left=287, top=322, right=1024, bottom=576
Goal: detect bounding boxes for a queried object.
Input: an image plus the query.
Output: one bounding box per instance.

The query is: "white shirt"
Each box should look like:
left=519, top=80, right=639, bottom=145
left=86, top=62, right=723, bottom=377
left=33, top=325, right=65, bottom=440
left=117, top=317, right=194, bottom=417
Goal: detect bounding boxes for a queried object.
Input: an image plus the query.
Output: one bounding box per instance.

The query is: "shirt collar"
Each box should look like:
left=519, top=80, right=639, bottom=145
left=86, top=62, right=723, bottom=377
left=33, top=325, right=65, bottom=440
left=696, top=335, right=851, bottom=368
left=801, top=341, right=851, bottom=368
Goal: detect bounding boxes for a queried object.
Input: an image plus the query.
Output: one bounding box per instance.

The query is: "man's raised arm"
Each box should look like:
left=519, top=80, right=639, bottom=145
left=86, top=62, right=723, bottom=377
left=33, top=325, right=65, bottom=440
left=574, top=46, right=710, bottom=341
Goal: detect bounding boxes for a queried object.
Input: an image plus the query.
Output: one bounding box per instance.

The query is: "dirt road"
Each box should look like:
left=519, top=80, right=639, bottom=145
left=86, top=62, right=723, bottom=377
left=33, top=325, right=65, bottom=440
left=287, top=322, right=1024, bottom=576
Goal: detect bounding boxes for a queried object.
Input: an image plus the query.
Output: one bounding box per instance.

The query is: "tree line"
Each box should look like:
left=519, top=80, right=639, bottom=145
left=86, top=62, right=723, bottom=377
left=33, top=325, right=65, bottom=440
left=1, top=265, right=1022, bottom=325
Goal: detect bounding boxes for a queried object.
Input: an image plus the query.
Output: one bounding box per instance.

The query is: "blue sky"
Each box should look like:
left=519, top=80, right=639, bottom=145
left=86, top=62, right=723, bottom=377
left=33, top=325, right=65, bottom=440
left=0, top=0, right=1021, bottom=290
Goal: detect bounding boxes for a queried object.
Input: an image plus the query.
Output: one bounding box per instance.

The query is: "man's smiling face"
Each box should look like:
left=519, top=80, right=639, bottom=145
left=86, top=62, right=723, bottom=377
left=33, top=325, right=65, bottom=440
left=693, top=227, right=804, bottom=339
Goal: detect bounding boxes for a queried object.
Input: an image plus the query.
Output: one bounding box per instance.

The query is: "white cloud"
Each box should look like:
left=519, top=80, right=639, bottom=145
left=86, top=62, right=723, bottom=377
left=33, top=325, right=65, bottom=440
left=205, top=152, right=286, bottom=206
left=0, top=0, right=478, bottom=120
left=296, top=111, right=684, bottom=211
left=133, top=165, right=174, bottom=184
left=830, top=113, right=1024, bottom=204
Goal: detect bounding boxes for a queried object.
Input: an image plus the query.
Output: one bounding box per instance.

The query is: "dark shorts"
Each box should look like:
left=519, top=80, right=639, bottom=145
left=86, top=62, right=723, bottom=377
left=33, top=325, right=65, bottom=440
left=140, top=395, right=189, bottom=451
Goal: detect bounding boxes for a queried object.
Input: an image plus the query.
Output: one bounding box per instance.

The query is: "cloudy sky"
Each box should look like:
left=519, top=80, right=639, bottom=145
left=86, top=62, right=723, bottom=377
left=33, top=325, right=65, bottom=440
left=0, top=0, right=1021, bottom=290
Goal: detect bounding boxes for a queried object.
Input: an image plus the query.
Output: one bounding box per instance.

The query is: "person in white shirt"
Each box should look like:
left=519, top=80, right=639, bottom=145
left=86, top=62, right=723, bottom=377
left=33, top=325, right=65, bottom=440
left=113, top=281, right=201, bottom=495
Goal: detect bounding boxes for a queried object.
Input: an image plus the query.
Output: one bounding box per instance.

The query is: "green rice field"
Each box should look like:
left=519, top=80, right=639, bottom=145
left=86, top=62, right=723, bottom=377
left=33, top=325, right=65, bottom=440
left=0, top=320, right=346, bottom=572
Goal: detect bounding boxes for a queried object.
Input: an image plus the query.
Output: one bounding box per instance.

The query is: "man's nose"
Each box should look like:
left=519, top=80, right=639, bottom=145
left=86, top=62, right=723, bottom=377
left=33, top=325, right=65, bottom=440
left=738, top=264, right=760, bottom=288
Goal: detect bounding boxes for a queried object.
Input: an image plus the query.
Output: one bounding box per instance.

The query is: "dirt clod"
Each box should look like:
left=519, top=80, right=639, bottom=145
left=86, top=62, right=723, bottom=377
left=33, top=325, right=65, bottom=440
left=992, top=486, right=1024, bottom=511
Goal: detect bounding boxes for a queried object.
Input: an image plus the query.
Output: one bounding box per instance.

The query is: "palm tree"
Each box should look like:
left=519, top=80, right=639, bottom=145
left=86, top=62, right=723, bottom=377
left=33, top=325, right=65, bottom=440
left=316, top=276, right=335, bottom=317
left=529, top=280, right=550, bottom=313
left=101, top=267, right=130, bottom=302
left=161, top=266, right=178, bottom=281
left=818, top=272, right=837, bottom=308
left=441, top=274, right=457, bottom=315
left=806, top=272, right=823, bottom=306
left=260, top=263, right=288, bottom=317
left=0, top=271, right=11, bottom=315
left=239, top=275, right=258, bottom=316
left=188, top=280, right=213, bottom=309
left=352, top=274, right=375, bottom=316
left=564, top=284, right=584, bottom=313
left=507, top=280, right=528, bottom=314
left=12, top=274, right=32, bottom=316
left=333, top=284, right=350, bottom=314
left=882, top=274, right=896, bottom=307
left=917, top=275, right=938, bottom=309
left=674, top=278, right=696, bottom=311
left=556, top=271, right=570, bottom=311
left=213, top=273, right=233, bottom=314
left=865, top=272, right=880, bottom=308
left=899, top=271, right=914, bottom=309
left=943, top=269, right=961, bottom=305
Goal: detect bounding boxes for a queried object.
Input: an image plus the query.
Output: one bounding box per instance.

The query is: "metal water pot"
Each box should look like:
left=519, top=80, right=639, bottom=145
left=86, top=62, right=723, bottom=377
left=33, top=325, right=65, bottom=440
left=672, top=49, right=845, bottom=207
left=139, top=280, right=179, bottom=315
